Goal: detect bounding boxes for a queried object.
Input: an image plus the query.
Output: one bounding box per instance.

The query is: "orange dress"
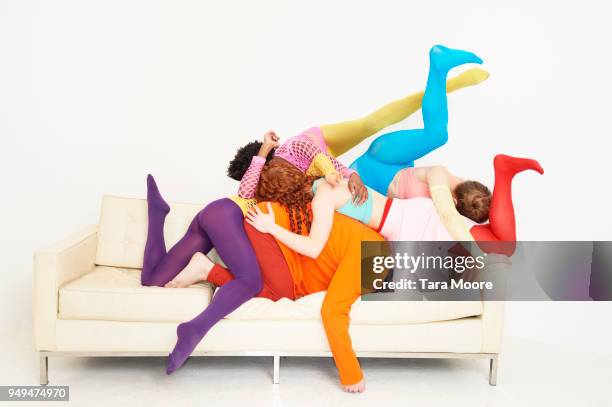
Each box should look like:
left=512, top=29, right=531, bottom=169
left=261, top=202, right=386, bottom=385
left=208, top=201, right=387, bottom=384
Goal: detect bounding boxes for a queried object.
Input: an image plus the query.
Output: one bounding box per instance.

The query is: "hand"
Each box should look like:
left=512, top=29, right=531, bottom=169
left=325, top=172, right=342, bottom=187
left=348, top=173, right=368, bottom=205
left=262, top=131, right=280, bottom=149
left=258, top=131, right=280, bottom=158
left=246, top=203, right=276, bottom=234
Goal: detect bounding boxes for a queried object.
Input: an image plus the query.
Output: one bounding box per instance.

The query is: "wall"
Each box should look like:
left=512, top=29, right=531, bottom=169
left=1, top=0, right=611, bottom=353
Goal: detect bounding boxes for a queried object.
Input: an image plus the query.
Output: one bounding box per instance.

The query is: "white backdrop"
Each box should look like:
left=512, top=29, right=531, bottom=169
left=1, top=0, right=611, bottom=355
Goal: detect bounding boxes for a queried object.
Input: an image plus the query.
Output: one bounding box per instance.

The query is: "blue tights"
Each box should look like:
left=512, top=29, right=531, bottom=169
left=349, top=45, right=483, bottom=195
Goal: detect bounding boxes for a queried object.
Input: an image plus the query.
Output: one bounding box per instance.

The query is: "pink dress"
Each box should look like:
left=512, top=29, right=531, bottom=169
left=238, top=127, right=355, bottom=198
left=380, top=197, right=476, bottom=242
left=388, top=168, right=431, bottom=199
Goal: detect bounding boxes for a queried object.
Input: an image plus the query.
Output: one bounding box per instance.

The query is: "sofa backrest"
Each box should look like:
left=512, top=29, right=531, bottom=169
left=96, top=195, right=221, bottom=269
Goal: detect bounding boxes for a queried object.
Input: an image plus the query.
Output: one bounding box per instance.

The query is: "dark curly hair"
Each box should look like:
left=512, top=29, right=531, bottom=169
left=455, top=180, right=491, bottom=224
left=255, top=161, right=314, bottom=235
left=227, top=141, right=275, bottom=181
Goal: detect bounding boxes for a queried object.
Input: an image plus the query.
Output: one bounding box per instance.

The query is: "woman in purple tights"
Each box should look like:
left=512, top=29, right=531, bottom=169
left=142, top=174, right=262, bottom=374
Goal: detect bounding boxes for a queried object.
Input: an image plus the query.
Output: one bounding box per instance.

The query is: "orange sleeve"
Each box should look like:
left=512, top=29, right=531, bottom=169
left=320, top=250, right=363, bottom=385
left=318, top=214, right=386, bottom=385
left=261, top=201, right=384, bottom=385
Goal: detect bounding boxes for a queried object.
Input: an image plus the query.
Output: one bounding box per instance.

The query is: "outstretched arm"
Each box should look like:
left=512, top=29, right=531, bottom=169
left=321, top=252, right=364, bottom=388
left=246, top=184, right=335, bottom=258
left=237, top=132, right=279, bottom=198
left=237, top=157, right=266, bottom=198
left=426, top=166, right=474, bottom=242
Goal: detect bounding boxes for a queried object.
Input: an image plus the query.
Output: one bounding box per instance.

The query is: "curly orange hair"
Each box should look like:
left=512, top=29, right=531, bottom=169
left=255, top=160, right=315, bottom=234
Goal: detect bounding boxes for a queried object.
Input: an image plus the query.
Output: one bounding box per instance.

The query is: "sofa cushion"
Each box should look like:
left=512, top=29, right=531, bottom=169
left=59, top=267, right=482, bottom=324
left=96, top=196, right=216, bottom=269
left=59, top=266, right=214, bottom=322
left=225, top=292, right=483, bottom=324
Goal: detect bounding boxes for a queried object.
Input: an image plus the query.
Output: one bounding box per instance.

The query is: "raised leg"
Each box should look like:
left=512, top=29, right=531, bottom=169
left=487, top=154, right=544, bottom=242
left=320, top=67, right=489, bottom=157
left=141, top=175, right=214, bottom=286
left=40, top=353, right=48, bottom=385
left=489, top=355, right=499, bottom=386
left=362, top=45, right=483, bottom=167
left=471, top=154, right=544, bottom=256
left=350, top=45, right=483, bottom=194
left=273, top=355, right=280, bottom=384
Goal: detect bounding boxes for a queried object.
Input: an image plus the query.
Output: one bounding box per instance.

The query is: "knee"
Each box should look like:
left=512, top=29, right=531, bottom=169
left=238, top=270, right=263, bottom=296
left=362, top=118, right=381, bottom=136
left=368, top=136, right=386, bottom=155
left=141, top=273, right=161, bottom=287
left=436, top=129, right=449, bottom=146
left=232, top=257, right=263, bottom=297
left=247, top=274, right=264, bottom=296
left=141, top=275, right=152, bottom=286
left=427, top=126, right=448, bottom=148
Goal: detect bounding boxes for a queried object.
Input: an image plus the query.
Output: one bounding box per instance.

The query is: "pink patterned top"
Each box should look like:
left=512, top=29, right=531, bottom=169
left=237, top=127, right=356, bottom=199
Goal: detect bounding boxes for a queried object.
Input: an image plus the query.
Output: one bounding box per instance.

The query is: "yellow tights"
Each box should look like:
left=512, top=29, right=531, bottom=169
left=320, top=67, right=489, bottom=157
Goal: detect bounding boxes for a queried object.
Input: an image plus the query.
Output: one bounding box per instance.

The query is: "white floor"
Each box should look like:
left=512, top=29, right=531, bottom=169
left=2, top=258, right=611, bottom=406
left=4, top=253, right=611, bottom=406
left=2, top=322, right=611, bottom=407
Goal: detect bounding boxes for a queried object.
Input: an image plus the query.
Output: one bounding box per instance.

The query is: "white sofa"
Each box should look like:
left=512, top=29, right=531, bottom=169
left=33, top=195, right=506, bottom=386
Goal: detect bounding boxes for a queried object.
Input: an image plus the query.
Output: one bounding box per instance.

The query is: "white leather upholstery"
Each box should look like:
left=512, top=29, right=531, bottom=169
left=34, top=195, right=505, bottom=356
left=59, top=266, right=214, bottom=322
left=58, top=266, right=482, bottom=324
left=34, top=225, right=98, bottom=351
left=225, top=291, right=483, bottom=324
left=54, top=318, right=483, bottom=353
left=95, top=196, right=205, bottom=269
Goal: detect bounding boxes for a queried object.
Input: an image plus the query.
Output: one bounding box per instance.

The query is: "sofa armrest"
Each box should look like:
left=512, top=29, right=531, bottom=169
left=33, top=225, right=98, bottom=351
left=481, top=300, right=505, bottom=353
left=479, top=256, right=510, bottom=353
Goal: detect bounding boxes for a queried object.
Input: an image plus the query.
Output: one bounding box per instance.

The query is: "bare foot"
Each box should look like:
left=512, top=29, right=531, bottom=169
left=165, top=252, right=213, bottom=288
left=342, top=378, right=365, bottom=393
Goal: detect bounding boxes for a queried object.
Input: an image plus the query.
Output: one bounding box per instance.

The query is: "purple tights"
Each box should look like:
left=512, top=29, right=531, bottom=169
left=142, top=175, right=262, bottom=373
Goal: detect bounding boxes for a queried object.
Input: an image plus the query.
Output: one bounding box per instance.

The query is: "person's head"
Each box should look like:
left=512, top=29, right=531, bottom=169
left=454, top=181, right=491, bottom=224
left=255, top=161, right=314, bottom=234
left=227, top=141, right=275, bottom=181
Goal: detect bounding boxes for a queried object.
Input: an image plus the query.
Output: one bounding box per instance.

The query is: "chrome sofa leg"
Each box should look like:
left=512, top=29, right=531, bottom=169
left=273, top=355, right=280, bottom=384
left=489, top=355, right=498, bottom=386
left=40, top=353, right=49, bottom=386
